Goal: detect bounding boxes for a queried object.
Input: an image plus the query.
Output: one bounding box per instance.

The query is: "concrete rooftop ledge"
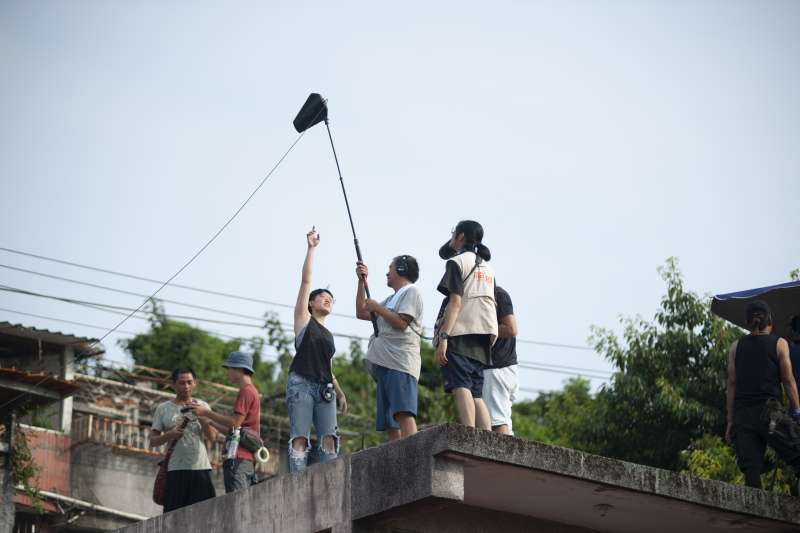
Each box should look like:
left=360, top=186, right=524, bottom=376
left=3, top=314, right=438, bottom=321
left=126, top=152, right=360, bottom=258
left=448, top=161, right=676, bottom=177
left=117, top=424, right=800, bottom=533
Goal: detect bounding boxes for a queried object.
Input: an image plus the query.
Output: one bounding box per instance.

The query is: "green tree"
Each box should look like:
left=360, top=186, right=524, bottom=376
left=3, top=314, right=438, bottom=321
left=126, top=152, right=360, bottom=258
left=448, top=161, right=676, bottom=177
left=512, top=378, right=598, bottom=449
left=588, top=257, right=743, bottom=469
left=681, top=434, right=792, bottom=494
left=119, top=301, right=274, bottom=393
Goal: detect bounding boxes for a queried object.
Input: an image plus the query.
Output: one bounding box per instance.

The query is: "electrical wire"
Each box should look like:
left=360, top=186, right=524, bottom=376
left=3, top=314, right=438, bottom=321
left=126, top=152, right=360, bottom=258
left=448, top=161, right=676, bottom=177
left=0, top=296, right=612, bottom=380
left=0, top=250, right=594, bottom=350
left=0, top=130, right=308, bottom=412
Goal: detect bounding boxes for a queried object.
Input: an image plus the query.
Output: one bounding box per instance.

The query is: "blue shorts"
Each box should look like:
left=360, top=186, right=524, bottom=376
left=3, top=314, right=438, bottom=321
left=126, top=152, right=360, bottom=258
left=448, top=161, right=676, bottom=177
left=441, top=351, right=485, bottom=398
left=374, top=364, right=418, bottom=431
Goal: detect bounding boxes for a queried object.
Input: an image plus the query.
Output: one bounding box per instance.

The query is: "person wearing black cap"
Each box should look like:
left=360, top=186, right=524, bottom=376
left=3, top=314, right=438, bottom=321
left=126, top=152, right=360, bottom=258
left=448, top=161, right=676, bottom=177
left=188, top=350, right=261, bottom=493
left=726, top=300, right=800, bottom=491
left=434, top=220, right=497, bottom=430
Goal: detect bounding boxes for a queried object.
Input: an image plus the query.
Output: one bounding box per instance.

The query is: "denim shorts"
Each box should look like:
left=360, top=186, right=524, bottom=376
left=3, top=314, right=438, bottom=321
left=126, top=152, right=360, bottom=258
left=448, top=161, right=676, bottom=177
left=441, top=351, right=486, bottom=397
left=286, top=372, right=339, bottom=472
left=374, top=364, right=418, bottom=431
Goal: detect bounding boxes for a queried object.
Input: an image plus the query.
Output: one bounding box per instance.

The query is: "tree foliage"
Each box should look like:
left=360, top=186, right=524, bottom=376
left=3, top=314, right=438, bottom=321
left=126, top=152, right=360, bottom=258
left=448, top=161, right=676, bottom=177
left=512, top=258, right=743, bottom=471
left=119, top=300, right=275, bottom=393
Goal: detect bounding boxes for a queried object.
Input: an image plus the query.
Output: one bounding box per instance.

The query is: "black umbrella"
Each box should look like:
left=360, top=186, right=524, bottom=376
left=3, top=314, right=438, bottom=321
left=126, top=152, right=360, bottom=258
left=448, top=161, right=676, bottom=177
left=711, top=280, right=800, bottom=340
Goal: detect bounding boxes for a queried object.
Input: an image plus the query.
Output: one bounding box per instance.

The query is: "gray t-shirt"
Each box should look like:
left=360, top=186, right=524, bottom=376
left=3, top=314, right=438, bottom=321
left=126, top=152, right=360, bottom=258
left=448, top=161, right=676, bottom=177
left=366, top=284, right=424, bottom=380
left=152, top=399, right=212, bottom=471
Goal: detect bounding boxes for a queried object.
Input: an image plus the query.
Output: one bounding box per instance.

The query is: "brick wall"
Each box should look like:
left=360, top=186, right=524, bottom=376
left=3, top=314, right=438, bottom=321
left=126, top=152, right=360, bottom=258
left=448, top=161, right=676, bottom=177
left=18, top=426, right=71, bottom=495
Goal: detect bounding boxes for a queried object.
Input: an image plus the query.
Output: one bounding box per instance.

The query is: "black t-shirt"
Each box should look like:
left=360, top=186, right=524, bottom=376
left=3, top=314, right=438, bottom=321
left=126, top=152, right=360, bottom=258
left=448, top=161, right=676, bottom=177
left=290, top=317, right=335, bottom=383
left=436, top=259, right=492, bottom=365
left=488, top=286, right=517, bottom=369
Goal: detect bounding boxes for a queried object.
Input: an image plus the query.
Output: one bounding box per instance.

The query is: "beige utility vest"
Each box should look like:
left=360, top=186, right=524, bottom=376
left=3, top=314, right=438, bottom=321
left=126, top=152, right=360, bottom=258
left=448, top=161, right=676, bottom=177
left=450, top=251, right=498, bottom=344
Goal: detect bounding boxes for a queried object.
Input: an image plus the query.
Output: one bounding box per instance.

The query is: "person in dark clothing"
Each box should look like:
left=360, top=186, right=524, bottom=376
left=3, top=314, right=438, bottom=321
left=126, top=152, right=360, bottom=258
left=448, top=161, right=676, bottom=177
left=287, top=226, right=348, bottom=472
left=726, top=300, right=800, bottom=491
left=483, top=286, right=519, bottom=435
left=789, top=316, right=800, bottom=395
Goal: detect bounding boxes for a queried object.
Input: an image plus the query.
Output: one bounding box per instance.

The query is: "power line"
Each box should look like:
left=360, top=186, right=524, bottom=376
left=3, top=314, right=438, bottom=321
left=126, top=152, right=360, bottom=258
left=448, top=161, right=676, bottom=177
left=0, top=263, right=273, bottom=322
left=516, top=363, right=609, bottom=380
left=0, top=247, right=595, bottom=351
left=0, top=308, right=603, bottom=401
left=0, top=285, right=364, bottom=340
left=0, top=130, right=308, bottom=412
left=0, top=246, right=348, bottom=317
left=0, top=302, right=611, bottom=381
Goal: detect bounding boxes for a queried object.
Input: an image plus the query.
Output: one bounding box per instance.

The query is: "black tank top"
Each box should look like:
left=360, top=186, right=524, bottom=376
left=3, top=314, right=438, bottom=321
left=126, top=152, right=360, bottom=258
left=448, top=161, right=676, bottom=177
left=734, top=334, right=781, bottom=407
left=290, top=317, right=335, bottom=383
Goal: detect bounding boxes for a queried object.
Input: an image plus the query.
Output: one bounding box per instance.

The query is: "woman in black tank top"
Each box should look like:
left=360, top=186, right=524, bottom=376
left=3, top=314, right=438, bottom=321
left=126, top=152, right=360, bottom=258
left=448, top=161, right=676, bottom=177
left=286, top=227, right=348, bottom=473
left=725, top=300, right=800, bottom=490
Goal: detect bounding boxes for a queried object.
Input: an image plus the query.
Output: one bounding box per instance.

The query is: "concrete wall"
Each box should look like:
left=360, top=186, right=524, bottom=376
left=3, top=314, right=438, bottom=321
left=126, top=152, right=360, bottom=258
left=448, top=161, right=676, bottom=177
left=70, top=442, right=226, bottom=519
left=120, top=456, right=351, bottom=533
left=116, top=424, right=800, bottom=533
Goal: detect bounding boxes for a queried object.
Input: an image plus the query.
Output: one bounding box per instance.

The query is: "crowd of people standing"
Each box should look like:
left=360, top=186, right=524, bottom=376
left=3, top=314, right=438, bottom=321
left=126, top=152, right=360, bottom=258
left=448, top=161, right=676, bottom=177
left=152, top=219, right=521, bottom=512
left=149, top=219, right=800, bottom=512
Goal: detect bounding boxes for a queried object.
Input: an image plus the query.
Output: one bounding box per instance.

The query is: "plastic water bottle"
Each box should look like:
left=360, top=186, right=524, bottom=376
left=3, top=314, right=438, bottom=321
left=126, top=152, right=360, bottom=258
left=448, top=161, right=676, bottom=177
left=225, top=427, right=240, bottom=460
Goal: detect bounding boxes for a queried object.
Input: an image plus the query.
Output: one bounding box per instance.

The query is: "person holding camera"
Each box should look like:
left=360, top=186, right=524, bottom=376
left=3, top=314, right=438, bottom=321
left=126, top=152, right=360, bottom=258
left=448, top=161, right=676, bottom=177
left=355, top=255, right=423, bottom=441
left=286, top=227, right=348, bottom=473
left=188, top=351, right=261, bottom=493
left=151, top=367, right=217, bottom=512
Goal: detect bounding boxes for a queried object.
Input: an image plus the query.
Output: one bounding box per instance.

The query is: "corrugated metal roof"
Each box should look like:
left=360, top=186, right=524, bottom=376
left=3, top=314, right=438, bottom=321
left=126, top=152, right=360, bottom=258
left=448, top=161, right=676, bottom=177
left=0, top=367, right=80, bottom=408
left=0, top=321, right=104, bottom=355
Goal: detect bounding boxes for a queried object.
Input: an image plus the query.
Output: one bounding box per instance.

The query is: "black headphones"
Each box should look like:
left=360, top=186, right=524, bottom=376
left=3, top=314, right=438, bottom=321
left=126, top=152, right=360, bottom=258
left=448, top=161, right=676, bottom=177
left=395, top=255, right=410, bottom=275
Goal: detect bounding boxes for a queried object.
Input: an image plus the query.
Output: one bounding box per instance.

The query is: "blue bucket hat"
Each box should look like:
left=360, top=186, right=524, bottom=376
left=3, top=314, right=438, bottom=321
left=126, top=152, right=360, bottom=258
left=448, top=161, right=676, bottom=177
left=222, top=351, right=254, bottom=374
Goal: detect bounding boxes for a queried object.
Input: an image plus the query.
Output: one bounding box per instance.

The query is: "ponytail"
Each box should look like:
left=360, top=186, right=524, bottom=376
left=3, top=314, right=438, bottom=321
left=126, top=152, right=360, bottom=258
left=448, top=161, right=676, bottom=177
left=745, top=300, right=772, bottom=332
left=454, top=220, right=491, bottom=262
left=474, top=243, right=491, bottom=261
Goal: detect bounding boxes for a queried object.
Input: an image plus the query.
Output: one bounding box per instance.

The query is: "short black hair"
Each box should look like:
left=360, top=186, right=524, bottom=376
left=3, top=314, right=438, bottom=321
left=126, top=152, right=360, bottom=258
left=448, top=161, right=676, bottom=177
left=171, top=367, right=197, bottom=383
left=308, top=288, right=334, bottom=313
left=393, top=255, right=419, bottom=283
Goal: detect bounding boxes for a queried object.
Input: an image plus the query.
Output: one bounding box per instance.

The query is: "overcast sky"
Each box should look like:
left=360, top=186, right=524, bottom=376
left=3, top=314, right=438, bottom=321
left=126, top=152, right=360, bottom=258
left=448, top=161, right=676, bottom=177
left=2, top=1, right=798, bottom=399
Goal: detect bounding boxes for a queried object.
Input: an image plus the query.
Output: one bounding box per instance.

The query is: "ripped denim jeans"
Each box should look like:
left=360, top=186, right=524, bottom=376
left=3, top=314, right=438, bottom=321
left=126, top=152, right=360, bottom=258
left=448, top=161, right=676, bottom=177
left=286, top=372, right=340, bottom=473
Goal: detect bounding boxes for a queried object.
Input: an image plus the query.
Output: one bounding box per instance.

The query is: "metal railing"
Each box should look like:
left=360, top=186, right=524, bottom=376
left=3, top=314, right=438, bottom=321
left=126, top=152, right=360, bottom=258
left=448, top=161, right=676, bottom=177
left=70, top=414, right=225, bottom=466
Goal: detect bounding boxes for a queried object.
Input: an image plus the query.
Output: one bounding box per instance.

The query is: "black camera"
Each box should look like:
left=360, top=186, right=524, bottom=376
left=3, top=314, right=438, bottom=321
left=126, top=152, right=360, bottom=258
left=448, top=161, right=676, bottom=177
left=321, top=383, right=335, bottom=403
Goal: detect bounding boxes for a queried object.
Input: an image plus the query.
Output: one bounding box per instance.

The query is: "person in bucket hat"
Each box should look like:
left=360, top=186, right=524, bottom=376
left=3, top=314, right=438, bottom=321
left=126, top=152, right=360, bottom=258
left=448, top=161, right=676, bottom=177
left=188, top=351, right=261, bottom=493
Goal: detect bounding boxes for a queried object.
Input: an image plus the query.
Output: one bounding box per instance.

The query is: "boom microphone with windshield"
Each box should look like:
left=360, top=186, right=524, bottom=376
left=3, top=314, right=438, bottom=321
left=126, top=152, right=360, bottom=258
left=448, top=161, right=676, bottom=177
left=293, top=93, right=378, bottom=336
